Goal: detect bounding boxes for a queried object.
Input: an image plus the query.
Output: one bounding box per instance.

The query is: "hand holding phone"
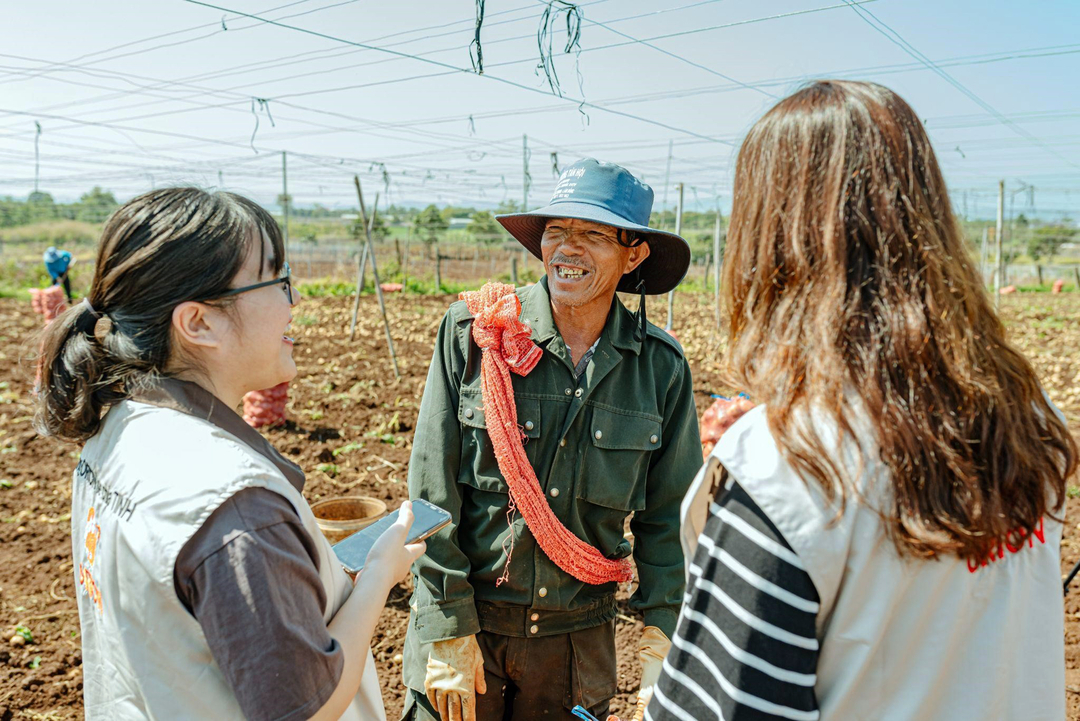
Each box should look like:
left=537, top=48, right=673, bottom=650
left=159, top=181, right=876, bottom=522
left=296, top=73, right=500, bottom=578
left=333, top=499, right=448, bottom=576
left=358, top=501, right=427, bottom=587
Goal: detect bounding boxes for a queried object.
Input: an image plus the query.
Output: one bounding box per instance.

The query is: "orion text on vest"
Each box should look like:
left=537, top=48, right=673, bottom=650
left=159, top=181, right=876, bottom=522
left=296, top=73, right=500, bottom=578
left=966, top=518, right=1046, bottom=573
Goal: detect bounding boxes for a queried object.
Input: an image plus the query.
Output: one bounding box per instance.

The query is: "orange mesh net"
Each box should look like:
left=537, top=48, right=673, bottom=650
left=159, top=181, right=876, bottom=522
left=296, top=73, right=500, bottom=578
left=461, top=283, right=633, bottom=586
left=243, top=382, right=289, bottom=428
left=30, top=286, right=67, bottom=322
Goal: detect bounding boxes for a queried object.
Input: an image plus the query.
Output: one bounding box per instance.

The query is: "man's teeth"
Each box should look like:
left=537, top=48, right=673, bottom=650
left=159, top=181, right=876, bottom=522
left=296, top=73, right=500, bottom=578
left=557, top=267, right=586, bottom=279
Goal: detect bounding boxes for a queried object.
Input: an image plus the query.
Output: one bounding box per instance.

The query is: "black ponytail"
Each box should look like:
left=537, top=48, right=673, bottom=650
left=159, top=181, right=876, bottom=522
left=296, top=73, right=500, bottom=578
left=33, top=188, right=284, bottom=441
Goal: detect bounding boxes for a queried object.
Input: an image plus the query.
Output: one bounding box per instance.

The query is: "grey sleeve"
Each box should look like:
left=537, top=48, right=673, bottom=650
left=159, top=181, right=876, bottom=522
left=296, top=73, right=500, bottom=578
left=174, top=488, right=344, bottom=721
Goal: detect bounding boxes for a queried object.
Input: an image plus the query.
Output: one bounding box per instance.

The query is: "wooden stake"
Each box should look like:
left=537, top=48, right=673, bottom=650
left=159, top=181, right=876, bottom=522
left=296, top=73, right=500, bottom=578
left=666, top=183, right=683, bottom=331
left=357, top=244, right=369, bottom=294
left=351, top=193, right=379, bottom=336
left=995, top=180, right=1004, bottom=307
left=357, top=195, right=378, bottom=293
left=350, top=177, right=400, bottom=379
left=281, top=151, right=290, bottom=261
left=713, top=199, right=722, bottom=329
left=403, top=225, right=412, bottom=290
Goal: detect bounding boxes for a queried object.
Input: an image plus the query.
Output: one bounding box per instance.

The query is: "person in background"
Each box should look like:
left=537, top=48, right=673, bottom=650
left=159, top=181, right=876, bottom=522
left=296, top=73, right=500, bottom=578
left=647, top=80, right=1078, bottom=721
left=403, top=158, right=703, bottom=721
left=43, top=245, right=75, bottom=302
left=34, top=187, right=425, bottom=721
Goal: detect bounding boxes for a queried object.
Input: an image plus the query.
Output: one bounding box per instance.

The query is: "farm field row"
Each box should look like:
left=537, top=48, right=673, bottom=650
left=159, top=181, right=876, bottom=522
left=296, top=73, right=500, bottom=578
left=0, top=291, right=1077, bottom=718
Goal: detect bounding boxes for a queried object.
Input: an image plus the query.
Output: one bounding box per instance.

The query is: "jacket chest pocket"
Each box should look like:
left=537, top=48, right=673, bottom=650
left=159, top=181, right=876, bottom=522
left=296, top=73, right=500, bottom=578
left=577, top=407, right=661, bottom=511
left=457, top=391, right=542, bottom=494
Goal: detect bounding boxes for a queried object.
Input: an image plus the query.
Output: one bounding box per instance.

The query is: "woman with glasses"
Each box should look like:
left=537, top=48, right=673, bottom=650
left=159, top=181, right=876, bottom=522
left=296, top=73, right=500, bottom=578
left=35, top=187, right=425, bottom=720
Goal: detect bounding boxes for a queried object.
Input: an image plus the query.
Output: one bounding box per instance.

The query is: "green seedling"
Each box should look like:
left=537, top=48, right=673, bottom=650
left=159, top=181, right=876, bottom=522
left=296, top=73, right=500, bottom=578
left=332, top=442, right=364, bottom=458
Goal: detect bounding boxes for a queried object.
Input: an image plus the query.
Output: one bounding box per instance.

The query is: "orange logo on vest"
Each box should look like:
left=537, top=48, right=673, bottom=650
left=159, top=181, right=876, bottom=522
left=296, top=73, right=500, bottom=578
left=78, top=508, right=104, bottom=614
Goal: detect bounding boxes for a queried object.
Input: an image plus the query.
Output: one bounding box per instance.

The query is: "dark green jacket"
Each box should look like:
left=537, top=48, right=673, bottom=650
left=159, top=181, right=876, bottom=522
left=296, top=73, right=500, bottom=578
left=403, top=278, right=701, bottom=687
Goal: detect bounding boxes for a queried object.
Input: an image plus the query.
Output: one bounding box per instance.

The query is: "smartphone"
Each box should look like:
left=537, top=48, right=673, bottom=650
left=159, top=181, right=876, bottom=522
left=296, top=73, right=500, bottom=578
left=332, top=499, right=450, bottom=574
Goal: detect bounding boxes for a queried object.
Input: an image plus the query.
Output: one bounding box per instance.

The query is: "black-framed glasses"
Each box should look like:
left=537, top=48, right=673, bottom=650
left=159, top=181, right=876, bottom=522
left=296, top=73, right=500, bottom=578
left=199, top=262, right=293, bottom=303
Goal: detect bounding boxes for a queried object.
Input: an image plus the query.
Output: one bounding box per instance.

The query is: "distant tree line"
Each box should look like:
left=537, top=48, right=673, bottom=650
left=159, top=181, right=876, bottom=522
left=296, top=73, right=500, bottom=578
left=7, top=187, right=1072, bottom=264
left=0, top=188, right=119, bottom=228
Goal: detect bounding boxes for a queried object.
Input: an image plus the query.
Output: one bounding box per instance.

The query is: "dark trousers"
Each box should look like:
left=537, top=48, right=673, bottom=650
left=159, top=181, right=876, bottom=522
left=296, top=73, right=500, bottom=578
left=403, top=622, right=616, bottom=721
left=55, top=273, right=72, bottom=302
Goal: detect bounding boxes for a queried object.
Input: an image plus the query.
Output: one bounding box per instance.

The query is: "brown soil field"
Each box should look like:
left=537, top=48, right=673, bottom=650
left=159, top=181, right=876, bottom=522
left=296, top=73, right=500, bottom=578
left=0, top=290, right=1078, bottom=720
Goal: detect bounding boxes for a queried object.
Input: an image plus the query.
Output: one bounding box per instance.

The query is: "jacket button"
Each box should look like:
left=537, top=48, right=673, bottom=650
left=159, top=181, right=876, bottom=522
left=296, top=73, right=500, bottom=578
left=559, top=439, right=566, bottom=447
left=464, top=408, right=474, bottom=419
left=550, top=488, right=560, bottom=498
left=530, top=624, right=539, bottom=635
left=594, top=430, right=603, bottom=440
left=650, top=434, right=658, bottom=444
left=531, top=613, right=539, bottom=621
left=538, top=587, right=548, bottom=597
left=524, top=420, right=534, bottom=431
left=574, top=388, right=583, bottom=398
left=565, top=388, right=573, bottom=396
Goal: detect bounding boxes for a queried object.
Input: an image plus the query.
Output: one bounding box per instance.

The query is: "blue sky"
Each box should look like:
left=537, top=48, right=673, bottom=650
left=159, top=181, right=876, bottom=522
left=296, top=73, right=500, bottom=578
left=1, top=0, right=1077, bottom=220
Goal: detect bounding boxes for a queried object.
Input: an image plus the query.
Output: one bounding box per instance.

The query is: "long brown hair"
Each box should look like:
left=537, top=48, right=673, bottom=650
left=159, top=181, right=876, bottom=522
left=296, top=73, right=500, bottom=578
left=722, top=80, right=1077, bottom=562
left=34, top=187, right=284, bottom=442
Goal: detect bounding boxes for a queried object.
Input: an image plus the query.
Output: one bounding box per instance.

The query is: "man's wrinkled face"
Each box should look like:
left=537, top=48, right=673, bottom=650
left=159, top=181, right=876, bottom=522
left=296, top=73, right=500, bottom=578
left=541, top=218, right=649, bottom=309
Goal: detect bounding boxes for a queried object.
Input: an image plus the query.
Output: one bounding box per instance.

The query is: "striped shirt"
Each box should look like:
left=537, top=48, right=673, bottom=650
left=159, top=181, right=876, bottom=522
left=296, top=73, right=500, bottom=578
left=646, top=478, right=821, bottom=721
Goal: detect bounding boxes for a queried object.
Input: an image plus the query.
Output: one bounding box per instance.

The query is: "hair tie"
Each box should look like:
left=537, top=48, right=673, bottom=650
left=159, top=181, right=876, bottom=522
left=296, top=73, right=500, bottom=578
left=93, top=316, right=113, bottom=345
left=81, top=298, right=113, bottom=343
left=82, top=298, right=101, bottom=319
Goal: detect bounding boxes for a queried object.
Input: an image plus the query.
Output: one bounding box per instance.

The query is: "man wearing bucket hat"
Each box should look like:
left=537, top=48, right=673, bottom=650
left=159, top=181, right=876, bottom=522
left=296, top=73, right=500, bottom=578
left=402, top=159, right=702, bottom=721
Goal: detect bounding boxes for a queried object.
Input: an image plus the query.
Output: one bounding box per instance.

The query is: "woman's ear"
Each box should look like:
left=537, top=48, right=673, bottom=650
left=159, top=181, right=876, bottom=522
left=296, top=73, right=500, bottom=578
left=624, top=240, right=651, bottom=275
left=171, top=301, right=226, bottom=352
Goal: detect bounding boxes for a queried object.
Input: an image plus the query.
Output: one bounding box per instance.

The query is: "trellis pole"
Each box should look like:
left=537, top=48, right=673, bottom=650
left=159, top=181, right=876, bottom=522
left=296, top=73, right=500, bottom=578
left=350, top=192, right=378, bottom=335
left=666, top=183, right=683, bottom=331
left=713, top=198, right=722, bottom=329
left=350, top=176, right=400, bottom=379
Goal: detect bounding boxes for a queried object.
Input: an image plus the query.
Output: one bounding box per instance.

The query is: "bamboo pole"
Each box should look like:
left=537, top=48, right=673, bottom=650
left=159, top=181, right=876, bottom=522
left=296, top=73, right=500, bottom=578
left=350, top=193, right=379, bottom=334
left=350, top=178, right=400, bottom=379
left=713, top=200, right=722, bottom=329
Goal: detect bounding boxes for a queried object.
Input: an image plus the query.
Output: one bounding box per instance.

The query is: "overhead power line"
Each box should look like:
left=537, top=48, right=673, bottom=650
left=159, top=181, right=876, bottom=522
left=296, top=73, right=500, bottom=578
left=0, top=0, right=343, bottom=89
left=196, top=0, right=878, bottom=108
left=840, top=0, right=1080, bottom=172
left=6, top=39, right=1077, bottom=151
left=180, top=0, right=736, bottom=145
left=0, top=0, right=877, bottom=144
left=567, top=2, right=779, bottom=100
left=0, top=0, right=618, bottom=123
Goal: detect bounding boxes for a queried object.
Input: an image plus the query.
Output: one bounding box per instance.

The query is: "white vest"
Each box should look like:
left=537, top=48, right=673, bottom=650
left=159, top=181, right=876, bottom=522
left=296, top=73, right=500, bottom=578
left=680, top=405, right=1065, bottom=721
left=71, top=400, right=385, bottom=721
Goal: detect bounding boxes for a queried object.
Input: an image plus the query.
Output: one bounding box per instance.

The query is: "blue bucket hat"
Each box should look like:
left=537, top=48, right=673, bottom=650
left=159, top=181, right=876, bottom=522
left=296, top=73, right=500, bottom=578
left=496, top=158, right=691, bottom=295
